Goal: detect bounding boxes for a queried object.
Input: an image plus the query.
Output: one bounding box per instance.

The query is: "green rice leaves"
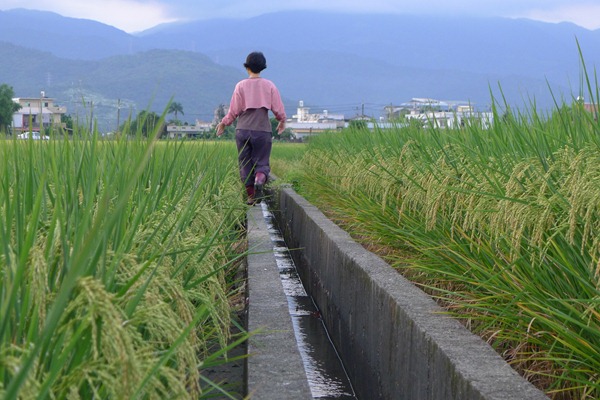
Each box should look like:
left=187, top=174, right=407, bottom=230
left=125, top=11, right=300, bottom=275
left=0, top=132, right=247, bottom=399
left=287, top=95, right=600, bottom=397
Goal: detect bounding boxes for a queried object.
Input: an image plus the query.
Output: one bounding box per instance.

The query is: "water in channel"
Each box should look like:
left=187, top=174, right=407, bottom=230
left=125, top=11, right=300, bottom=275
left=260, top=202, right=357, bottom=400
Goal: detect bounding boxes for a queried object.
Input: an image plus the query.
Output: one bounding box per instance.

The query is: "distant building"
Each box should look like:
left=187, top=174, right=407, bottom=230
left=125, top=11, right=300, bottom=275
left=12, top=93, right=67, bottom=133
left=166, top=120, right=213, bottom=139
left=583, top=102, right=599, bottom=119
left=385, top=98, right=494, bottom=129
left=292, top=100, right=345, bottom=123
left=287, top=100, right=346, bottom=140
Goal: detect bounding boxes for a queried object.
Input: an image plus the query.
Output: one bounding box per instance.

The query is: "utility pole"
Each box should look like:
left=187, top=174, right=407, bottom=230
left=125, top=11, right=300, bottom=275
left=89, top=101, right=94, bottom=134
left=116, top=98, right=121, bottom=135
left=39, top=90, right=44, bottom=132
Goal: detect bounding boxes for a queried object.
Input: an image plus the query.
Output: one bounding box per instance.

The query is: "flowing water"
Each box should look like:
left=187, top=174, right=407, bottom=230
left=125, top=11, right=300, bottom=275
left=260, top=202, right=357, bottom=399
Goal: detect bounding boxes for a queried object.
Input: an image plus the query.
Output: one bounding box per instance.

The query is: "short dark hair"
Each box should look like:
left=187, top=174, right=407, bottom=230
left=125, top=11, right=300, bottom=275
left=243, top=52, right=267, bottom=73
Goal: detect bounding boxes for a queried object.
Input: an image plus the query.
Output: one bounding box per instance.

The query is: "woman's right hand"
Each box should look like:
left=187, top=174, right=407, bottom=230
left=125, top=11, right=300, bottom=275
left=276, top=121, right=286, bottom=135
left=216, top=122, right=225, bottom=136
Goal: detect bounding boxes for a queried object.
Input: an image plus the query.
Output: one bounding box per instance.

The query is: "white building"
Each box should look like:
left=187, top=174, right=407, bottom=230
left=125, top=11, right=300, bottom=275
left=12, top=93, right=67, bottom=134
left=388, top=98, right=494, bottom=130
left=287, top=100, right=346, bottom=140
left=166, top=120, right=213, bottom=139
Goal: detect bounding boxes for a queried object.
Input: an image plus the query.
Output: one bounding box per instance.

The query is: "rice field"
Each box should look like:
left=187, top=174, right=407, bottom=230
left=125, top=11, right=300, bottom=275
left=270, top=142, right=306, bottom=188
left=0, top=125, right=248, bottom=399
left=272, top=94, right=600, bottom=398
left=4, top=83, right=599, bottom=398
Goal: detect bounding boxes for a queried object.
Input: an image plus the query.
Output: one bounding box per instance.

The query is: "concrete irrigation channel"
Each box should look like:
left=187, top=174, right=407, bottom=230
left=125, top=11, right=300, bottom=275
left=244, top=184, right=548, bottom=399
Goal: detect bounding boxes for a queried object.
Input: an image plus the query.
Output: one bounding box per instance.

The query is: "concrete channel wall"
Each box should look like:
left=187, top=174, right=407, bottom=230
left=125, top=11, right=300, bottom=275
left=272, top=186, right=548, bottom=400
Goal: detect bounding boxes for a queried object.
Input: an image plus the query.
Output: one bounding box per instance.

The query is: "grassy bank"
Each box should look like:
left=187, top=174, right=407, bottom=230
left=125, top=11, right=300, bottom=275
left=272, top=99, right=600, bottom=398
left=0, top=130, right=247, bottom=399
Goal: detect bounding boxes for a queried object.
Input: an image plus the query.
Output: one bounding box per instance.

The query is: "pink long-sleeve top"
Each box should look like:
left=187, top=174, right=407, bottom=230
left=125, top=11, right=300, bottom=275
left=221, top=77, right=287, bottom=127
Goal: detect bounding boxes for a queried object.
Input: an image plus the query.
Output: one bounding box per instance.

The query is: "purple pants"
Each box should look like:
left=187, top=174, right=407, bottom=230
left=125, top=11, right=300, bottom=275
left=235, top=129, right=272, bottom=186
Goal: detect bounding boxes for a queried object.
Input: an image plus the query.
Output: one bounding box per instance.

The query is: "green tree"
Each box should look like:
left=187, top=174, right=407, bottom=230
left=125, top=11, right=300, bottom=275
left=126, top=111, right=166, bottom=137
left=270, top=117, right=293, bottom=141
left=61, top=114, right=74, bottom=134
left=214, top=104, right=226, bottom=121
left=0, top=84, right=21, bottom=134
left=167, top=101, right=184, bottom=121
left=348, top=119, right=369, bottom=131
left=211, top=104, right=235, bottom=139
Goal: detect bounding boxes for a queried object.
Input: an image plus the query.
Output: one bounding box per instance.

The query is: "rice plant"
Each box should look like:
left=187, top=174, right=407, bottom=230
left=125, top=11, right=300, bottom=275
left=270, top=142, right=306, bottom=189
left=280, top=79, right=600, bottom=397
left=0, top=116, right=248, bottom=399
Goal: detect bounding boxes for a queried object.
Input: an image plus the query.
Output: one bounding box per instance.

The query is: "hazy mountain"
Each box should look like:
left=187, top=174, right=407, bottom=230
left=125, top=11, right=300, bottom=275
left=0, top=9, right=136, bottom=59
left=138, top=11, right=600, bottom=84
left=0, top=41, right=243, bottom=131
left=1, top=9, right=598, bottom=131
left=137, top=12, right=600, bottom=115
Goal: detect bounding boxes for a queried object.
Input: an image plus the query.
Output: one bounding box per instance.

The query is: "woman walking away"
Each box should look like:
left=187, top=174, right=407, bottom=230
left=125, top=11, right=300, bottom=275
left=216, top=51, right=287, bottom=205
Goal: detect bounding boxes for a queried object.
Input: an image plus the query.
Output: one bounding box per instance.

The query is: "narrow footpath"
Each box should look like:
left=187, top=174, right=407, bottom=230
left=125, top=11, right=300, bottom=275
left=246, top=201, right=356, bottom=399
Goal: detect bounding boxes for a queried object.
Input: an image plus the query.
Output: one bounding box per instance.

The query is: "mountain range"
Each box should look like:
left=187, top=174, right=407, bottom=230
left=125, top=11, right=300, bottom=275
left=1, top=8, right=599, bottom=131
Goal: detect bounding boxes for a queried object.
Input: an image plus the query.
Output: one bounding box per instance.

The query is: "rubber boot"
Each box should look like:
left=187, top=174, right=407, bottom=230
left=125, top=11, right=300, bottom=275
left=245, top=184, right=256, bottom=205
left=254, top=172, right=267, bottom=203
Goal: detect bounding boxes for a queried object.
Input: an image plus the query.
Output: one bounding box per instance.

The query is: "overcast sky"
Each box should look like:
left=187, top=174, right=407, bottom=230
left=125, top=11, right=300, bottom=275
left=1, top=0, right=599, bottom=33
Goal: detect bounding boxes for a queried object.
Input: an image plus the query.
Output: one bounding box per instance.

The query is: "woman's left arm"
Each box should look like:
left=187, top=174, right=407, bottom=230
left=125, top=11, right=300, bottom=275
left=271, top=86, right=287, bottom=127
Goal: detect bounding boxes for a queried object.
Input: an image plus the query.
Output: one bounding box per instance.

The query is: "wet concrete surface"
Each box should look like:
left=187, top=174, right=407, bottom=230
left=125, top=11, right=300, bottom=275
left=260, top=202, right=357, bottom=399
left=246, top=200, right=313, bottom=399
left=208, top=198, right=357, bottom=399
